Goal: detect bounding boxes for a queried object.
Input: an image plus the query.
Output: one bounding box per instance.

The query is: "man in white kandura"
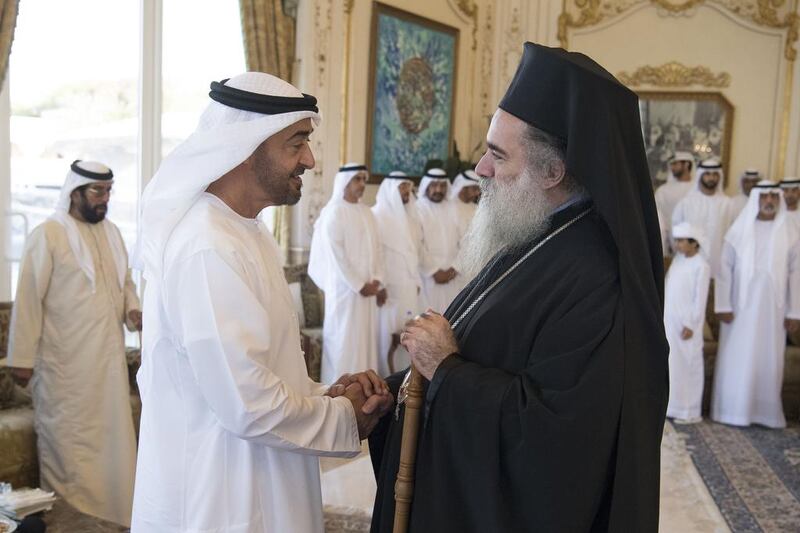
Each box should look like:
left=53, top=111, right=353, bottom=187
left=449, top=170, right=481, bottom=292
left=730, top=168, right=761, bottom=215
left=371, top=170, right=422, bottom=376
left=672, top=159, right=735, bottom=277
left=712, top=181, right=800, bottom=428
left=780, top=177, right=800, bottom=230
left=309, top=163, right=385, bottom=383
left=6, top=160, right=141, bottom=527
left=654, top=151, right=694, bottom=254
left=417, top=168, right=462, bottom=312
left=131, top=73, right=393, bottom=533
left=664, top=222, right=710, bottom=424
left=449, top=169, right=481, bottom=241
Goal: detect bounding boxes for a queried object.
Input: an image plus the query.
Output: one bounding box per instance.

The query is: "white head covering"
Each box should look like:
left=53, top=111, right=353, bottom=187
left=372, top=170, right=419, bottom=263
left=669, top=151, right=694, bottom=164
left=694, top=158, right=724, bottom=193
left=671, top=221, right=708, bottom=260
left=135, top=72, right=321, bottom=280
left=307, top=163, right=368, bottom=292
left=55, top=160, right=113, bottom=210
left=419, top=168, right=449, bottom=199
left=448, top=170, right=480, bottom=201
left=666, top=151, right=694, bottom=182
left=48, top=160, right=127, bottom=292
left=780, top=176, right=800, bottom=189
left=724, top=180, right=793, bottom=309
left=739, top=168, right=761, bottom=194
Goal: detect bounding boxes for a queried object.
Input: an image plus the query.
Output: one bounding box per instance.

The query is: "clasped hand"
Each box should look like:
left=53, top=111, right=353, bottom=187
left=400, top=309, right=459, bottom=381
left=326, top=370, right=394, bottom=439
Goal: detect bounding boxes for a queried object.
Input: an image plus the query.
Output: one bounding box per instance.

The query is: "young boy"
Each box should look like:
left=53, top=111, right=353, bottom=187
left=665, top=222, right=711, bottom=423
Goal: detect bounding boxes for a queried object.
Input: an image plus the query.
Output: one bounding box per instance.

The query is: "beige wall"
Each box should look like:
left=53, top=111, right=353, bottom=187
left=564, top=3, right=797, bottom=192
left=289, top=0, right=800, bottom=261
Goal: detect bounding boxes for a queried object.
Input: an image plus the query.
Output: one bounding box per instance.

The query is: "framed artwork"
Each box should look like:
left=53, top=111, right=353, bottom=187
left=638, top=91, right=734, bottom=187
left=366, top=3, right=459, bottom=181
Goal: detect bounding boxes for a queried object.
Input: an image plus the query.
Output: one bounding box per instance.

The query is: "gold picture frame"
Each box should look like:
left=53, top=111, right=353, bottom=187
left=638, top=91, right=734, bottom=187
left=365, top=3, right=460, bottom=183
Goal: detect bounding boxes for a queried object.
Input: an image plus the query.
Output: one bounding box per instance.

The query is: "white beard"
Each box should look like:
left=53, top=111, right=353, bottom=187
left=457, top=167, right=552, bottom=280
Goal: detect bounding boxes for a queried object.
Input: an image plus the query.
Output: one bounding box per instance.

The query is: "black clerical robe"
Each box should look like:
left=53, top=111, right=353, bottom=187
left=370, top=202, right=663, bottom=532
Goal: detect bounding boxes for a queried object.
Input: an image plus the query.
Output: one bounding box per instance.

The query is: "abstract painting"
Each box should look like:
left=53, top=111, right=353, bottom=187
left=367, top=3, right=458, bottom=179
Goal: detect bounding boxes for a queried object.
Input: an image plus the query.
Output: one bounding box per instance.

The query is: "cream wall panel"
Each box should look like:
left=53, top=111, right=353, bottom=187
left=569, top=5, right=786, bottom=190
left=788, top=57, right=800, bottom=177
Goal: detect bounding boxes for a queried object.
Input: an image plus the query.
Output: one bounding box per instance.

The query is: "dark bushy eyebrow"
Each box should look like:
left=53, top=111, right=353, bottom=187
left=288, top=129, right=313, bottom=142
left=487, top=142, right=509, bottom=157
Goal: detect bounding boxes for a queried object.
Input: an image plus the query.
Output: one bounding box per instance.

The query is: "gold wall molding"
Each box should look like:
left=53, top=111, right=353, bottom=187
left=651, top=0, right=705, bottom=13
left=340, top=0, right=355, bottom=164
left=558, top=0, right=798, bottom=60
left=452, top=0, right=480, bottom=50
left=309, top=0, right=333, bottom=230
left=501, top=1, right=524, bottom=85
left=617, top=61, right=732, bottom=87
left=479, top=0, right=495, bottom=118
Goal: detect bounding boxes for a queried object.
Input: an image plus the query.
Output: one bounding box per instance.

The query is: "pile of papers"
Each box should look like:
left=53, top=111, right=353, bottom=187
left=0, top=487, right=57, bottom=520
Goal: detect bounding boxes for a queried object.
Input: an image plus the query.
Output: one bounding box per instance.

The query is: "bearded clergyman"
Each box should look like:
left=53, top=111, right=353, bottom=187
left=369, top=43, right=668, bottom=532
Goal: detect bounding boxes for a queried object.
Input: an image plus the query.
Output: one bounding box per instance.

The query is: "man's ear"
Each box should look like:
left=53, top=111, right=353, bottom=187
left=540, top=159, right=566, bottom=191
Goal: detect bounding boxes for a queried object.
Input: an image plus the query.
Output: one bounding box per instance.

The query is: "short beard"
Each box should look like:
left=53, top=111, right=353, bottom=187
left=457, top=166, right=551, bottom=280
left=253, top=147, right=304, bottom=206
left=77, top=193, right=106, bottom=224
left=700, top=178, right=718, bottom=192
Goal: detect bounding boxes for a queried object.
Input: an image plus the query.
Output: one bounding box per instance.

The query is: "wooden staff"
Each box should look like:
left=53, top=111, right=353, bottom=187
left=392, top=366, right=425, bottom=533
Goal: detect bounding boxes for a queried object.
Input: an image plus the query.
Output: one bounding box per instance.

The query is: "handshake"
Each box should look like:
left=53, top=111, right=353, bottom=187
left=326, top=370, right=394, bottom=439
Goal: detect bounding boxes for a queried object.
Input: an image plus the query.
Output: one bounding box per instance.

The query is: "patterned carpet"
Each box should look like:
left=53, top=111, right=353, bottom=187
left=673, top=421, right=800, bottom=532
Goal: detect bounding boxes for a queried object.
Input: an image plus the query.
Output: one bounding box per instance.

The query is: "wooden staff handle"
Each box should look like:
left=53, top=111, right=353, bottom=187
left=392, top=366, right=425, bottom=533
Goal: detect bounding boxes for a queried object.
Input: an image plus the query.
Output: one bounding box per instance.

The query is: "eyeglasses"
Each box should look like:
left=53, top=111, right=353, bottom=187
left=85, top=184, right=113, bottom=198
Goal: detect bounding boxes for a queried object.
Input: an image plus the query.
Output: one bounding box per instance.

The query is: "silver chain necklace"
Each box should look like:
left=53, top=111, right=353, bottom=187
left=394, top=207, right=592, bottom=419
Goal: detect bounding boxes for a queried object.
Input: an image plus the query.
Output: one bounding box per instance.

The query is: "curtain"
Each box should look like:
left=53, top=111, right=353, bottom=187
left=0, top=0, right=20, bottom=88
left=239, top=0, right=297, bottom=260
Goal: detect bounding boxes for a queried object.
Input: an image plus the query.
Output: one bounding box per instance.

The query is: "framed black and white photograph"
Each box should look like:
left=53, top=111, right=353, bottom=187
left=638, top=91, right=734, bottom=187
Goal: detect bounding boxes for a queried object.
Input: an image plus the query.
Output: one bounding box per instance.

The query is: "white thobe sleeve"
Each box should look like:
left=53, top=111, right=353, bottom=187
left=327, top=217, right=369, bottom=293
left=714, top=241, right=736, bottom=313
left=369, top=216, right=385, bottom=285
left=671, top=198, right=686, bottom=228
left=786, top=241, right=800, bottom=320
left=722, top=198, right=736, bottom=235
left=306, top=378, right=332, bottom=397
left=7, top=227, right=53, bottom=369
left=419, top=232, right=441, bottom=278
left=123, top=269, right=141, bottom=331
left=656, top=206, right=669, bottom=257
left=685, top=261, right=711, bottom=330
left=166, top=249, right=361, bottom=456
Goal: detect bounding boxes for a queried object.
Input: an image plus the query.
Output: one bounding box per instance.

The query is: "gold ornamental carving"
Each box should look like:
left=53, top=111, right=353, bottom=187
left=453, top=0, right=480, bottom=50
left=558, top=0, right=799, bottom=60
left=650, top=0, right=706, bottom=13
left=480, top=0, right=495, bottom=117
left=617, top=61, right=732, bottom=87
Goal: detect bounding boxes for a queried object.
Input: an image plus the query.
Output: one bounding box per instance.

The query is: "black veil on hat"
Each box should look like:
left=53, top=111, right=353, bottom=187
left=500, top=42, right=668, bottom=530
